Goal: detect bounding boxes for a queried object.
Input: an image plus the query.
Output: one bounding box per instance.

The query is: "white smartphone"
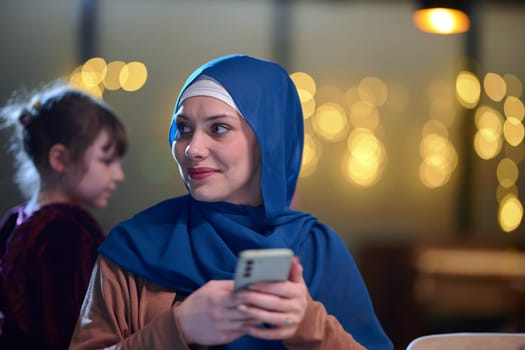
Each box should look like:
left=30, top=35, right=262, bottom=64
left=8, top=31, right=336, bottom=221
left=233, top=248, right=294, bottom=292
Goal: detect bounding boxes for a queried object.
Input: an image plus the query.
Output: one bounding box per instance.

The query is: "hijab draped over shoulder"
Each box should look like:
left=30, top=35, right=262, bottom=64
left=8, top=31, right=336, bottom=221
left=100, top=54, right=391, bottom=349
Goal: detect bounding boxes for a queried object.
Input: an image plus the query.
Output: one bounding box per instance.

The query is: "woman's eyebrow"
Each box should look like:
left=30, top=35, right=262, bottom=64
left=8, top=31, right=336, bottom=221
left=205, top=114, right=237, bottom=122
left=176, top=113, right=238, bottom=122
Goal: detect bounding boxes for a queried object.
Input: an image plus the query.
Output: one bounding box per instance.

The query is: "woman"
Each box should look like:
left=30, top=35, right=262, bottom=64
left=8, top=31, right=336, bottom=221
left=0, top=83, right=128, bottom=349
left=70, top=54, right=392, bottom=349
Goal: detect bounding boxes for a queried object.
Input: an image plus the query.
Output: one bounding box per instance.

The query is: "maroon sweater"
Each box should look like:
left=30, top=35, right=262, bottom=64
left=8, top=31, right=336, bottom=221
left=0, top=203, right=105, bottom=349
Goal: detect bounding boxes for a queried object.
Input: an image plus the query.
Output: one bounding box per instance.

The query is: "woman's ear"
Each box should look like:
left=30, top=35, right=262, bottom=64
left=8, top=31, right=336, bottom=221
left=48, top=144, right=70, bottom=173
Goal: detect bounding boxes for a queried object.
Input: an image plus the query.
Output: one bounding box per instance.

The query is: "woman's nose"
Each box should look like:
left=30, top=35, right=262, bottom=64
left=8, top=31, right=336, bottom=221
left=184, top=133, right=209, bottom=160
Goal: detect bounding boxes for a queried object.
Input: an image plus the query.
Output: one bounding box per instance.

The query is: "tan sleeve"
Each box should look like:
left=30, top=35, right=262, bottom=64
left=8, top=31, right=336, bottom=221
left=283, top=296, right=367, bottom=350
left=69, top=256, right=192, bottom=350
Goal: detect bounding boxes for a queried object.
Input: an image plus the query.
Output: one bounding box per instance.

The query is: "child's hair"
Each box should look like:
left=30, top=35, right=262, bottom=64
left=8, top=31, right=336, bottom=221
left=0, top=80, right=128, bottom=199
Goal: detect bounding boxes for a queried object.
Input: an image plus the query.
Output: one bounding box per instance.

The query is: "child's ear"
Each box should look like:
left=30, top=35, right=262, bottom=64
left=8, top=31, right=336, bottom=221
left=48, top=144, right=70, bottom=173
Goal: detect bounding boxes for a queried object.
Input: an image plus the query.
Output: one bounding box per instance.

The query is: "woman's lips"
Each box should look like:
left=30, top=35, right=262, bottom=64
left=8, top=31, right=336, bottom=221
left=188, top=167, right=218, bottom=180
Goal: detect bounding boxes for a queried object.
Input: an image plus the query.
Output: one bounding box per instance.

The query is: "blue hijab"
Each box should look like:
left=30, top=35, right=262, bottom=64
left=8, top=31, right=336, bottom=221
left=100, top=54, right=392, bottom=350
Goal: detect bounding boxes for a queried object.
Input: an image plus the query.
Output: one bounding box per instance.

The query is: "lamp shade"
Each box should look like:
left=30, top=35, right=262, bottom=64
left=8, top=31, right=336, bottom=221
left=413, top=0, right=470, bottom=34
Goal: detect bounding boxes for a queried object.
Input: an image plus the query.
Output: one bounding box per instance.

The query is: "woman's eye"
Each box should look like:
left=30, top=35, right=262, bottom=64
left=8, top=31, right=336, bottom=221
left=212, top=124, right=230, bottom=134
left=174, top=124, right=191, bottom=139
left=179, top=124, right=191, bottom=133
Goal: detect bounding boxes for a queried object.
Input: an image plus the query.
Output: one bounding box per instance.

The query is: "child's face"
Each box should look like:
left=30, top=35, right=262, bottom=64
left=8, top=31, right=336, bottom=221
left=63, top=129, right=125, bottom=208
left=172, top=96, right=262, bottom=206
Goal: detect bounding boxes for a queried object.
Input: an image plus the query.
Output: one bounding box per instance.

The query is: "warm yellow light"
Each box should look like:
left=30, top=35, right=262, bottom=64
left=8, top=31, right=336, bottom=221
left=81, top=57, right=107, bottom=87
left=419, top=125, right=457, bottom=189
left=420, top=133, right=457, bottom=169
left=104, top=60, right=126, bottom=90
left=348, top=101, right=380, bottom=130
left=300, top=133, right=321, bottom=178
left=342, top=152, right=382, bottom=187
left=503, top=117, right=525, bottom=147
left=497, top=184, right=518, bottom=204
left=498, top=194, right=523, bottom=232
left=413, top=8, right=470, bottom=34
left=358, top=76, right=388, bottom=107
left=474, top=129, right=502, bottom=160
left=475, top=106, right=503, bottom=134
left=297, top=89, right=316, bottom=119
left=120, top=61, right=148, bottom=91
left=504, top=96, right=525, bottom=121
left=312, top=103, right=349, bottom=142
left=497, top=157, right=519, bottom=189
left=343, top=129, right=386, bottom=187
left=419, top=161, right=450, bottom=189
left=483, top=72, right=507, bottom=102
left=290, top=72, right=316, bottom=97
left=422, top=120, right=448, bottom=138
left=456, top=71, right=481, bottom=109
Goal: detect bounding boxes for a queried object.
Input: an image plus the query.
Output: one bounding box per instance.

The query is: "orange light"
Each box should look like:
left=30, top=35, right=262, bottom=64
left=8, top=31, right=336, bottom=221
left=413, top=7, right=470, bottom=34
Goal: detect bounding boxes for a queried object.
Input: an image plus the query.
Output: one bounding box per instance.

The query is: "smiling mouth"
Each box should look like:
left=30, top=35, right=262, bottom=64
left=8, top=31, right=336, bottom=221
left=188, top=168, right=217, bottom=180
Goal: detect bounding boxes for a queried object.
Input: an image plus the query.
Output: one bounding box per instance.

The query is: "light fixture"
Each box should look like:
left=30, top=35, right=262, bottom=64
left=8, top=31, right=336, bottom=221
left=413, top=0, right=470, bottom=34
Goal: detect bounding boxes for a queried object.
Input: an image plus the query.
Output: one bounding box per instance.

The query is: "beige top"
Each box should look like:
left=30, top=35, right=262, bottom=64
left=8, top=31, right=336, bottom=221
left=69, top=256, right=366, bottom=350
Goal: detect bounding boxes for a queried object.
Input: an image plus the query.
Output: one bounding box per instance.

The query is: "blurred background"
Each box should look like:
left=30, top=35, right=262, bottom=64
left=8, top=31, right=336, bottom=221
left=1, top=0, right=525, bottom=348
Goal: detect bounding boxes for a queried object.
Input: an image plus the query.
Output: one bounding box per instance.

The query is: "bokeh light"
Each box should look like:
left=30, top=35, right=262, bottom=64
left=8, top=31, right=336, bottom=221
left=342, top=87, right=360, bottom=111
left=343, top=128, right=386, bottom=187
left=483, top=72, right=506, bottom=102
left=422, top=119, right=448, bottom=138
left=473, top=106, right=503, bottom=160
left=456, top=71, right=481, bottom=109
left=504, top=96, right=525, bottom=121
left=497, top=184, right=518, bottom=203
left=498, top=194, right=523, bottom=233
left=419, top=160, right=451, bottom=189
left=316, top=85, right=344, bottom=104
left=419, top=118, right=457, bottom=189
left=300, top=133, right=322, bottom=177
left=413, top=8, right=470, bottom=34
left=69, top=57, right=148, bottom=97
left=419, top=131, right=457, bottom=188
left=81, top=57, right=107, bottom=87
left=503, top=117, right=525, bottom=147
left=103, top=60, right=126, bottom=90
left=348, top=101, right=380, bottom=130
left=312, top=102, right=349, bottom=142
left=297, top=89, right=316, bottom=119
left=291, top=72, right=316, bottom=97
left=497, top=157, right=519, bottom=188
left=120, top=61, right=148, bottom=91
left=358, top=76, right=388, bottom=107
left=474, top=129, right=503, bottom=160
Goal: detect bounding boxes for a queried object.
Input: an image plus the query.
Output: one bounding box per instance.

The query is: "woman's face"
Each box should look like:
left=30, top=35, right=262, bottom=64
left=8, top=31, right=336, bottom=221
left=172, top=96, right=262, bottom=206
left=62, top=129, right=125, bottom=208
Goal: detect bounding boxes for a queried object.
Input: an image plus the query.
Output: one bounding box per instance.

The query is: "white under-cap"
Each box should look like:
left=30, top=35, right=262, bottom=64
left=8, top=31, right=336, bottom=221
left=179, top=75, right=241, bottom=115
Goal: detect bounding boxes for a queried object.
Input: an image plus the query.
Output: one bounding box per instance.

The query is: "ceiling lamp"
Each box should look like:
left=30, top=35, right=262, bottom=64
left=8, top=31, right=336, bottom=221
left=413, top=0, right=470, bottom=34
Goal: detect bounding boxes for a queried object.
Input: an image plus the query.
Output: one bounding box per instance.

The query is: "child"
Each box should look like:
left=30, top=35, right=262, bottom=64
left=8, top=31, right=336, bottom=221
left=0, top=81, right=128, bottom=349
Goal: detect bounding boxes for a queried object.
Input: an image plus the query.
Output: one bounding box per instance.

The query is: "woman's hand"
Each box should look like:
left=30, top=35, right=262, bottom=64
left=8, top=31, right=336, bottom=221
left=234, top=257, right=308, bottom=340
left=174, top=280, right=251, bottom=345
